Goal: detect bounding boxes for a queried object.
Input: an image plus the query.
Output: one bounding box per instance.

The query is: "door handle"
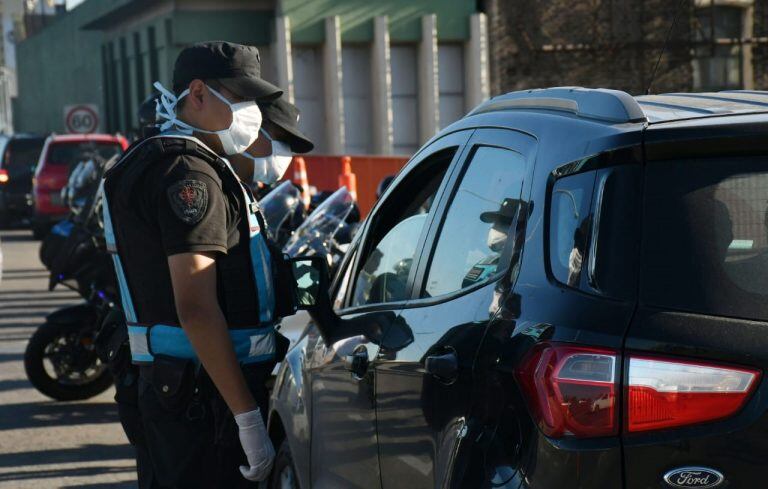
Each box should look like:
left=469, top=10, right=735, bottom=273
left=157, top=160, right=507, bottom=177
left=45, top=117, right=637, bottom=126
left=344, top=346, right=369, bottom=379
left=425, top=350, right=458, bottom=383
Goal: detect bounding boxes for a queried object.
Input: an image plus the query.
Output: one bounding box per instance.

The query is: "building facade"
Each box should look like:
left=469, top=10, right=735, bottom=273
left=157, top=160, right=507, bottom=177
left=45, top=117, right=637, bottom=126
left=0, top=0, right=42, bottom=134
left=484, top=0, right=766, bottom=95
left=14, top=0, right=489, bottom=156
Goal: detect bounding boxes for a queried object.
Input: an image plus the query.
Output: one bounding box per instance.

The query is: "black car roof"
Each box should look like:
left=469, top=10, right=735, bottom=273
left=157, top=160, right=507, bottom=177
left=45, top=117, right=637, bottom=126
left=636, top=91, right=768, bottom=123
left=469, top=87, right=768, bottom=126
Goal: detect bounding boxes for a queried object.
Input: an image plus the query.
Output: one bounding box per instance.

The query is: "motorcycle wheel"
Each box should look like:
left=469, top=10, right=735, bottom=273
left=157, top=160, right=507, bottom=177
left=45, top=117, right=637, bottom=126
left=24, top=321, right=113, bottom=401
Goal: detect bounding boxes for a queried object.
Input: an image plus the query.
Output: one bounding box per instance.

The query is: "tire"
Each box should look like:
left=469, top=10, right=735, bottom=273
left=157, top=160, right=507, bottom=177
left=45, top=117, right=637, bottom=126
left=269, top=439, right=300, bottom=489
left=24, top=321, right=113, bottom=401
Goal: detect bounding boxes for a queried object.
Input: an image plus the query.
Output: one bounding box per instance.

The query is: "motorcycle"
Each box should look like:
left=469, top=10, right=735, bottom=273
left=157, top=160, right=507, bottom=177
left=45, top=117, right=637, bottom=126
left=283, top=186, right=359, bottom=272
left=24, top=154, right=119, bottom=401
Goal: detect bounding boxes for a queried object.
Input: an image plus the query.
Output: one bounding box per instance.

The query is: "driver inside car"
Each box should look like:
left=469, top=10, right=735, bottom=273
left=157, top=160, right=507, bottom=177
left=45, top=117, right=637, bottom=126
left=462, top=198, right=520, bottom=288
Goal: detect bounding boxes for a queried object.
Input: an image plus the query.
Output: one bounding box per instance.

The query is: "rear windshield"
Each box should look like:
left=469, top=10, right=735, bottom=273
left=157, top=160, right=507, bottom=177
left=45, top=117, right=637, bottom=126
left=642, top=156, right=768, bottom=321
left=3, top=138, right=45, bottom=178
left=46, top=142, right=123, bottom=168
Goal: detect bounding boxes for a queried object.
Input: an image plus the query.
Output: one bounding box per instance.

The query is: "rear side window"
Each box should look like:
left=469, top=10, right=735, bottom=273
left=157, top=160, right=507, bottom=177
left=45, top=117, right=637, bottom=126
left=642, top=157, right=768, bottom=321
left=549, top=171, right=596, bottom=288
left=588, top=165, right=641, bottom=300
left=3, top=138, right=45, bottom=178
left=46, top=142, right=122, bottom=169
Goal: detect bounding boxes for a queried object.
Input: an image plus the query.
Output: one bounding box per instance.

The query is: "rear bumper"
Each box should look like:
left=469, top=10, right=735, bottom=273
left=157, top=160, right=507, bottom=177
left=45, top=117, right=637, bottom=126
left=34, top=189, right=69, bottom=216
left=0, top=191, right=34, bottom=216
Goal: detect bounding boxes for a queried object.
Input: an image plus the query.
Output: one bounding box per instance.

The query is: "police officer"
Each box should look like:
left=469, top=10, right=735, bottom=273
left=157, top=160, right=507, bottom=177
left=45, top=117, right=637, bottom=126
left=102, top=41, right=306, bottom=488
left=229, top=97, right=314, bottom=189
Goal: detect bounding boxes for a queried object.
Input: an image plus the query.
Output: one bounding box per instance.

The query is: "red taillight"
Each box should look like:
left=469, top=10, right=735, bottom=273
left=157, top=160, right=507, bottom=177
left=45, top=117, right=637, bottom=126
left=516, top=344, right=761, bottom=438
left=516, top=344, right=618, bottom=438
left=627, top=357, right=759, bottom=432
left=0, top=169, right=8, bottom=184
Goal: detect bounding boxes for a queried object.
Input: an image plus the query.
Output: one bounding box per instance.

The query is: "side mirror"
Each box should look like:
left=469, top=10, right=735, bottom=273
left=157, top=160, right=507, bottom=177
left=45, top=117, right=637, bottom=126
left=290, top=256, right=330, bottom=310
left=289, top=256, right=414, bottom=350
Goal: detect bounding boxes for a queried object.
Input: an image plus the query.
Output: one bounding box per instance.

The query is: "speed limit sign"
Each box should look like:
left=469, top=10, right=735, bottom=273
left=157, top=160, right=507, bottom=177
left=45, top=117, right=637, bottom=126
left=64, top=104, right=100, bottom=134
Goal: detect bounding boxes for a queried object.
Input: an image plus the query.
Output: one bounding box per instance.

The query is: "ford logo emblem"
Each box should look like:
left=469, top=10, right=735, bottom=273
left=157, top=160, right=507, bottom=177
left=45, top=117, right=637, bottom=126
left=663, top=467, right=724, bottom=488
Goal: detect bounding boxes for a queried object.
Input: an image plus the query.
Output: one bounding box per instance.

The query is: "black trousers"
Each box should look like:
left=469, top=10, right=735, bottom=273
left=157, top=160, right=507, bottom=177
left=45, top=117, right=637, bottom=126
left=117, top=362, right=272, bottom=489
left=114, top=366, right=158, bottom=488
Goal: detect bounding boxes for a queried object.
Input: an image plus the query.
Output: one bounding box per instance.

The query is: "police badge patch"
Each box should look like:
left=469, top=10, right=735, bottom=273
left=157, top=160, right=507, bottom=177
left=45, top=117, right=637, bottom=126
left=167, top=180, right=208, bottom=225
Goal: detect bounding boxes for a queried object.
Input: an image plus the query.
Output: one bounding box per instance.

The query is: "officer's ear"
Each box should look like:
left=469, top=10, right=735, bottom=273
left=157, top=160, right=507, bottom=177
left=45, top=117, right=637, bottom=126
left=186, top=79, right=207, bottom=111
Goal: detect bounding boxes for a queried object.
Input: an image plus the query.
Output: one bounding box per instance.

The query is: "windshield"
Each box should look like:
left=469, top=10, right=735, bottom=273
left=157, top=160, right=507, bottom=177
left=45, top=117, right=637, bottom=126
left=283, top=186, right=355, bottom=258
left=259, top=181, right=302, bottom=235
left=64, top=159, right=100, bottom=211
left=47, top=142, right=122, bottom=169
left=2, top=138, right=45, bottom=179
left=69, top=154, right=117, bottom=225
left=642, top=156, right=768, bottom=321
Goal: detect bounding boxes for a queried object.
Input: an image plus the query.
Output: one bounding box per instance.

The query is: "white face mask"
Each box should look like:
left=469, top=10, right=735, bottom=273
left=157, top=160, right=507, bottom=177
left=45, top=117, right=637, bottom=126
left=486, top=226, right=507, bottom=252
left=243, top=129, right=294, bottom=185
left=154, top=81, right=263, bottom=155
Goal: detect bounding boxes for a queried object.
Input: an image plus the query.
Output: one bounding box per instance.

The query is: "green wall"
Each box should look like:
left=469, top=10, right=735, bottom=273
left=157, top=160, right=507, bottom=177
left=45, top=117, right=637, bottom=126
left=14, top=0, right=477, bottom=135
left=15, top=4, right=107, bottom=134
left=281, top=0, right=476, bottom=43
left=15, top=1, right=275, bottom=135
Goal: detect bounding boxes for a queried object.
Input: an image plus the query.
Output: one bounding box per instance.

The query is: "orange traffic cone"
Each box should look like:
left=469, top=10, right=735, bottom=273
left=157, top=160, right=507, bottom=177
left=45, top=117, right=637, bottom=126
left=338, top=156, right=358, bottom=202
left=292, top=156, right=311, bottom=209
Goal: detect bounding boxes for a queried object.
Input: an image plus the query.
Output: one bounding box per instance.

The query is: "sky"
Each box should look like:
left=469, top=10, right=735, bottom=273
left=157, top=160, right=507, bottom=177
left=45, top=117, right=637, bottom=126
left=66, top=0, right=85, bottom=10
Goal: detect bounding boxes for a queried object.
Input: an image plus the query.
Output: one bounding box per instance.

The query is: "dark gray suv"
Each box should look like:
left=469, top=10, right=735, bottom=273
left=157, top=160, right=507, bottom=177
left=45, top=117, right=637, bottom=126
left=268, top=88, right=768, bottom=489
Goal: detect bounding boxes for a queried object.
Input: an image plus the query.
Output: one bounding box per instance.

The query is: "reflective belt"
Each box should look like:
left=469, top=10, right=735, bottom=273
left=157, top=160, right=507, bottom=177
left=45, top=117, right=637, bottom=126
left=102, top=133, right=278, bottom=365
left=128, top=324, right=275, bottom=365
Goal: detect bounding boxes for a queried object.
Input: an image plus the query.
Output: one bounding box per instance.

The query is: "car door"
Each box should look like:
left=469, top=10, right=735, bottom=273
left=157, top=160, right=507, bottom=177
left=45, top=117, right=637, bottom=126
left=375, top=128, right=537, bottom=489
left=307, top=131, right=471, bottom=489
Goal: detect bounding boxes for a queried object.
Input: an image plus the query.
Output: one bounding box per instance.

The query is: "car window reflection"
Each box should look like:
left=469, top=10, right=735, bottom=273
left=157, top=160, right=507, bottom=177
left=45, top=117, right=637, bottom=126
left=424, top=146, right=526, bottom=297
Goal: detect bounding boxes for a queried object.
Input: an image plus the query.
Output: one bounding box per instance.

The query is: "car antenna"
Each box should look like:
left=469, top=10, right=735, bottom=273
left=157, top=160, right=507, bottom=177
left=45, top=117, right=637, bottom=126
left=646, top=0, right=688, bottom=95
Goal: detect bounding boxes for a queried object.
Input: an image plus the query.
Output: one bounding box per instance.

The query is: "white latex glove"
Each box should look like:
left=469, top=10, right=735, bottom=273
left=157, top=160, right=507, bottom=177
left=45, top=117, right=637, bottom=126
left=235, top=408, right=275, bottom=482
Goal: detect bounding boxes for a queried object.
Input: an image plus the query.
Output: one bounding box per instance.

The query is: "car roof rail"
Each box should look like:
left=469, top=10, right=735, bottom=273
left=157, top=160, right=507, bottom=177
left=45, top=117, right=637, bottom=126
left=470, top=87, right=648, bottom=124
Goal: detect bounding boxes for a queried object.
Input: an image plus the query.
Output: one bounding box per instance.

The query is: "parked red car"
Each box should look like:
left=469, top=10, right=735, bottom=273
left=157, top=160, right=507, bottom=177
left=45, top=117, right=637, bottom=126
left=32, top=134, right=128, bottom=239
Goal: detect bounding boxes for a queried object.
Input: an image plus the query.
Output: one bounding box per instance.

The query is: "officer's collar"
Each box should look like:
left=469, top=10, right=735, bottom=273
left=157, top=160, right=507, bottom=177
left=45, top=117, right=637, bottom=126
left=159, top=129, right=242, bottom=182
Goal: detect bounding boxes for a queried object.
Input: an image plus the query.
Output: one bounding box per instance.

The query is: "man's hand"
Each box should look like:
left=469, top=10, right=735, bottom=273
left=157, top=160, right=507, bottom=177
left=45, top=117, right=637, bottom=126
left=235, top=408, right=276, bottom=481
left=167, top=252, right=255, bottom=414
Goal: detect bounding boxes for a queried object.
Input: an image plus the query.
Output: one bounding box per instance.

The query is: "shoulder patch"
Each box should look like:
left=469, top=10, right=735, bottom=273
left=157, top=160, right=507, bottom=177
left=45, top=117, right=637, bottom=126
left=167, top=179, right=209, bottom=225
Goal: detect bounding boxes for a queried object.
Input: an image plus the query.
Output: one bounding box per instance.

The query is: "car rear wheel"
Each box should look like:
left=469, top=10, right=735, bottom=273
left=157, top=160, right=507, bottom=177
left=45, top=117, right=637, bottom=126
left=269, top=439, right=299, bottom=489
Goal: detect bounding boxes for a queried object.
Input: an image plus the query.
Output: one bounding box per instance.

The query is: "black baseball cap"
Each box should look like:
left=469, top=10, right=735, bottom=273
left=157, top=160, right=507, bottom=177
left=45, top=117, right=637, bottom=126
left=173, top=41, right=282, bottom=101
left=260, top=98, right=314, bottom=153
left=480, top=198, right=520, bottom=225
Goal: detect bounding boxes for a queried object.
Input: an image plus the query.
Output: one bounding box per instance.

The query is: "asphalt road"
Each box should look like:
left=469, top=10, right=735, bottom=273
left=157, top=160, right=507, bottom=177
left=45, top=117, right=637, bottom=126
left=0, top=229, right=136, bottom=488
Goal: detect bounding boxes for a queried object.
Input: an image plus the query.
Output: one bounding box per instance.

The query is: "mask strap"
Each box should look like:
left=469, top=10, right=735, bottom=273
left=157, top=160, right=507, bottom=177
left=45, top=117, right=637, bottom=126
left=207, top=85, right=236, bottom=108
left=154, top=81, right=193, bottom=134
left=240, top=151, right=258, bottom=162
left=260, top=128, right=274, bottom=142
